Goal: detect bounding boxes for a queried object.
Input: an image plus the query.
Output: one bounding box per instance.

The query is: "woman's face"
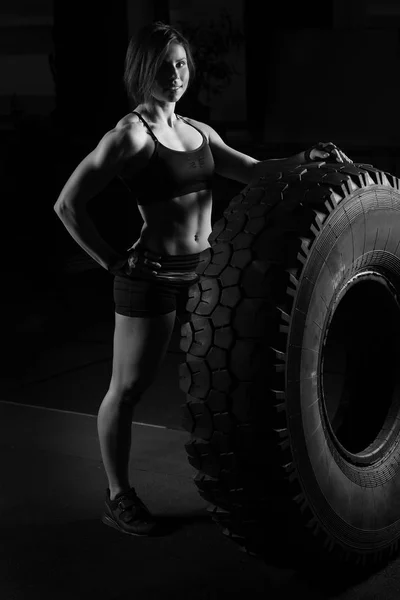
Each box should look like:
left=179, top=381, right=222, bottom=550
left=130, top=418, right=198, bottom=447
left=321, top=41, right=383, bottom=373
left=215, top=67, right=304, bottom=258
left=152, top=42, right=189, bottom=104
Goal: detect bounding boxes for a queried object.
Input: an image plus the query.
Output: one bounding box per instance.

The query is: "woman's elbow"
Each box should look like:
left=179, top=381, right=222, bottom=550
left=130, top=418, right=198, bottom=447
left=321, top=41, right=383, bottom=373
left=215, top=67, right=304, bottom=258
left=54, top=196, right=70, bottom=216
left=54, top=186, right=70, bottom=214
left=54, top=187, right=81, bottom=216
left=54, top=196, right=76, bottom=218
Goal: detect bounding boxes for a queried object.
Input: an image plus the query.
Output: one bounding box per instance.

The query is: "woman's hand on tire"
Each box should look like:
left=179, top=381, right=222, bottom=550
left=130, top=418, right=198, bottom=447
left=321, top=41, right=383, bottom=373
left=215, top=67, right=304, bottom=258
left=304, top=142, right=353, bottom=164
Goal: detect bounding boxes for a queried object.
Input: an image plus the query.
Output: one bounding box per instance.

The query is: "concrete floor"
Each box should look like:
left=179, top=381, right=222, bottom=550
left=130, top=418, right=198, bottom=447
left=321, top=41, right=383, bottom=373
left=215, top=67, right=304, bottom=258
left=3, top=260, right=400, bottom=599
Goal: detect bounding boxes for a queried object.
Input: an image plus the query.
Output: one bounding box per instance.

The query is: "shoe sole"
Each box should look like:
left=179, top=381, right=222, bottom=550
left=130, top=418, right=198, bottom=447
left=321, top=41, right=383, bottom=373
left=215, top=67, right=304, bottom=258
left=101, top=512, right=156, bottom=536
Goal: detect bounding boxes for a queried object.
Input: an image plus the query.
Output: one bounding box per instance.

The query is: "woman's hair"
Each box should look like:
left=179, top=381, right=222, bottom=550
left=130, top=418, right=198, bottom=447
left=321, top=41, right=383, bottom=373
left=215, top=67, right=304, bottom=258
left=124, top=21, right=196, bottom=107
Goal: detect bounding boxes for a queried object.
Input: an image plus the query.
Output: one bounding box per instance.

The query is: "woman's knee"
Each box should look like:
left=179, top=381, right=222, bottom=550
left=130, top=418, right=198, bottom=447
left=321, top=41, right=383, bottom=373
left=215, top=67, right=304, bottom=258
left=107, top=379, right=144, bottom=405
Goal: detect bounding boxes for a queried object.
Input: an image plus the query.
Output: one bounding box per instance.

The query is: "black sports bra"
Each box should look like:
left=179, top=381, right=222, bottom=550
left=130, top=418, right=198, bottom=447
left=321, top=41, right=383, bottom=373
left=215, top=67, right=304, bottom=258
left=119, top=112, right=215, bottom=205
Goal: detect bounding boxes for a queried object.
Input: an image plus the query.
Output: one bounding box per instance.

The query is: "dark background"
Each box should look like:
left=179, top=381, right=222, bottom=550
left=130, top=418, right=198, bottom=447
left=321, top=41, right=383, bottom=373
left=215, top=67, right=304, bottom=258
left=1, top=0, right=400, bottom=368
left=3, top=6, right=400, bottom=596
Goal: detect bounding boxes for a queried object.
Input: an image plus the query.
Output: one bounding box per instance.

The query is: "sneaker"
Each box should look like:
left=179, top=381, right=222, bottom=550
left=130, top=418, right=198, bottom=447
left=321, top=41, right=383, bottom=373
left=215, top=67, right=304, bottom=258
left=101, top=487, right=156, bottom=536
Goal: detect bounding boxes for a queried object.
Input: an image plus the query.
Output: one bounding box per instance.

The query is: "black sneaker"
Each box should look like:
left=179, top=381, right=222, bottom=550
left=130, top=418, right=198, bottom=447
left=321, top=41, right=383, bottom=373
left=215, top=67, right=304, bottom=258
left=101, top=487, right=156, bottom=536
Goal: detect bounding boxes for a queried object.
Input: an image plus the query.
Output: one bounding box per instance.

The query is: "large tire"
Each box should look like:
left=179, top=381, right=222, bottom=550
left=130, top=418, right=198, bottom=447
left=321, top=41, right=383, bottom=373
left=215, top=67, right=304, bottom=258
left=179, top=160, right=400, bottom=571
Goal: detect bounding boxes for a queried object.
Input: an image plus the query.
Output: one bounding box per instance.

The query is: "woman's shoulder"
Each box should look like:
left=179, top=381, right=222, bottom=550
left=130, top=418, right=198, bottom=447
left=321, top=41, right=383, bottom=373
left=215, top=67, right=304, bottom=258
left=112, top=112, right=149, bottom=154
left=116, top=111, right=142, bottom=126
left=115, top=112, right=147, bottom=136
left=178, top=114, right=212, bottom=141
left=178, top=114, right=205, bottom=128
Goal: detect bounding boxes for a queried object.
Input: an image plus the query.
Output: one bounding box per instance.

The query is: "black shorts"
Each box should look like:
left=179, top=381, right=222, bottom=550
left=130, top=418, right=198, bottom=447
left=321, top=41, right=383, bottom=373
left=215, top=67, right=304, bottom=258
left=113, top=249, right=202, bottom=318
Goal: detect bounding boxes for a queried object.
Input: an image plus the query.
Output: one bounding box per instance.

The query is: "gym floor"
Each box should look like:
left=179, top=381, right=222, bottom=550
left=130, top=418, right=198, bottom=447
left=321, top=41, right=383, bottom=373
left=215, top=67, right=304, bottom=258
left=4, top=176, right=400, bottom=598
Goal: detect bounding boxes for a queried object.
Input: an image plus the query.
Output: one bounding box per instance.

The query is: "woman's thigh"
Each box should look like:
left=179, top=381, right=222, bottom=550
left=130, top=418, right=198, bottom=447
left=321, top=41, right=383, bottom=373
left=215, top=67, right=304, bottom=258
left=109, top=310, right=176, bottom=399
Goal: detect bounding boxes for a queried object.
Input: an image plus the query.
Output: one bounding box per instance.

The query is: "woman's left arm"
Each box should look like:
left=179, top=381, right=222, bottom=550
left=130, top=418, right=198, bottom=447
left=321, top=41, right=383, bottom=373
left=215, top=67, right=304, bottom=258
left=252, top=142, right=353, bottom=180
left=202, top=121, right=352, bottom=185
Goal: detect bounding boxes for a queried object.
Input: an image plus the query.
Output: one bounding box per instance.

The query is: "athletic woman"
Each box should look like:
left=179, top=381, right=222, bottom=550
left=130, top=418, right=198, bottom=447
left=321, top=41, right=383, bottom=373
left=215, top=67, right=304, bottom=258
left=54, top=21, right=351, bottom=536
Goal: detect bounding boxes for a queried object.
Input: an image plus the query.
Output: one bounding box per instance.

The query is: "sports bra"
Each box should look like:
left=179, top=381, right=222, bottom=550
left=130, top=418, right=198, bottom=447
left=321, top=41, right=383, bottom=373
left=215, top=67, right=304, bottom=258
left=119, top=111, right=215, bottom=205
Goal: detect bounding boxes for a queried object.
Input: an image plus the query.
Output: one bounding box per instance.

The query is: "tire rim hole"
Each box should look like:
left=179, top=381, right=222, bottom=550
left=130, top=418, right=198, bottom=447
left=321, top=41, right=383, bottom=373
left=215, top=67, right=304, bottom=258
left=321, top=271, right=400, bottom=461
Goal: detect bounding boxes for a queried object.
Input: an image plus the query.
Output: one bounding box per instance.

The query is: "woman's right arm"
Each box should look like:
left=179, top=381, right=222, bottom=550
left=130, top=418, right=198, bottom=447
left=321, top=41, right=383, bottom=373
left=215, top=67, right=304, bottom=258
left=54, top=123, right=143, bottom=273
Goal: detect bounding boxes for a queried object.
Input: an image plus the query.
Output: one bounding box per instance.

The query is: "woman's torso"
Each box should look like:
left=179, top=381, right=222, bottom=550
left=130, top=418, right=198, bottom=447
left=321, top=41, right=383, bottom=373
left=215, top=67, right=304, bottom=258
left=118, top=110, right=214, bottom=256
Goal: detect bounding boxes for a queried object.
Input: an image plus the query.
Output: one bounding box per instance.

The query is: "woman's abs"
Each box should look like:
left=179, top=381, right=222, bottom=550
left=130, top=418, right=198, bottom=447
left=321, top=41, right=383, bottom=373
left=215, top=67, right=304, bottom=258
left=131, top=192, right=213, bottom=255
left=131, top=226, right=212, bottom=255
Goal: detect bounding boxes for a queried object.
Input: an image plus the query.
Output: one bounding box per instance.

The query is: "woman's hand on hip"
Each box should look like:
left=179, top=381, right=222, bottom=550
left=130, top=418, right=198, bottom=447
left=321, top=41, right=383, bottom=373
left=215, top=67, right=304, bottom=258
left=125, top=249, right=162, bottom=277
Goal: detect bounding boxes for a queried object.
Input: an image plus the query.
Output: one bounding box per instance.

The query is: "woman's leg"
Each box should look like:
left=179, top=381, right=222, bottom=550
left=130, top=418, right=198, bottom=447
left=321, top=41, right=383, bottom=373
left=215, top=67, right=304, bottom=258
left=97, top=310, right=176, bottom=500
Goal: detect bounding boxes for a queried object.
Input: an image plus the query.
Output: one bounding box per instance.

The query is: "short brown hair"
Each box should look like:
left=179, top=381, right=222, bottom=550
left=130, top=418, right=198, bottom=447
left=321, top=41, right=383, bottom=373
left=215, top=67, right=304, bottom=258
left=124, top=21, right=196, bottom=106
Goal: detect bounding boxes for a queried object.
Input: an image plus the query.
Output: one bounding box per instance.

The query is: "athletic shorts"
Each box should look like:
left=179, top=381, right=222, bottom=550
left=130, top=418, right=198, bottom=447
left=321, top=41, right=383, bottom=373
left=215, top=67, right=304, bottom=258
left=113, top=247, right=202, bottom=318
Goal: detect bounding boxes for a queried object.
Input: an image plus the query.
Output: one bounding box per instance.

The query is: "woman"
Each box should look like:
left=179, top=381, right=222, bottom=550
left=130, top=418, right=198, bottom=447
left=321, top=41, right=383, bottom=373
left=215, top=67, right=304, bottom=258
left=54, top=21, right=351, bottom=537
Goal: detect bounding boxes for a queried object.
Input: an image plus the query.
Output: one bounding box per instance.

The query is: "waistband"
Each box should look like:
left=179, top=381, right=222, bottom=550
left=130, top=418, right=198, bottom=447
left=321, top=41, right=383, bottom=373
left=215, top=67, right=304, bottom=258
left=158, top=253, right=202, bottom=270
left=127, top=244, right=202, bottom=282
left=130, top=244, right=202, bottom=269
